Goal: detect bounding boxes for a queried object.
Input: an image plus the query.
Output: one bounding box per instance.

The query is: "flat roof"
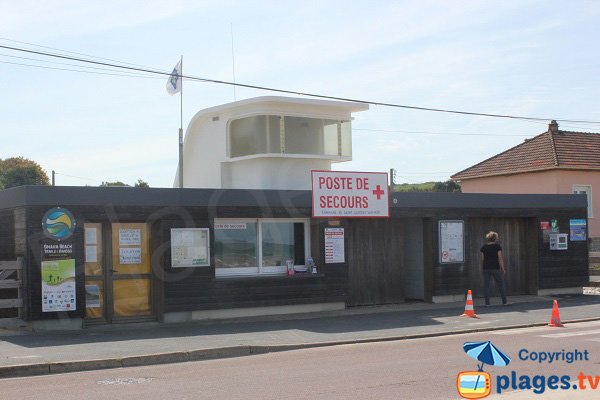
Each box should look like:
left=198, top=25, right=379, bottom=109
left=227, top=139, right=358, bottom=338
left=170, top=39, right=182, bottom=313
left=0, top=186, right=587, bottom=210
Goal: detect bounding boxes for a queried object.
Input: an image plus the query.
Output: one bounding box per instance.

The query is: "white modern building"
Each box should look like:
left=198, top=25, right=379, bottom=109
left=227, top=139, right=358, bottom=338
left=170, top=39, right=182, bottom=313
left=175, top=96, right=369, bottom=190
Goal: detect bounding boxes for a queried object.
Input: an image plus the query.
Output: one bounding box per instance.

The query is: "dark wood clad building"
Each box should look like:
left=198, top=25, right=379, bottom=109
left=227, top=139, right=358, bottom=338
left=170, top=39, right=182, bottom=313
left=0, top=186, right=589, bottom=329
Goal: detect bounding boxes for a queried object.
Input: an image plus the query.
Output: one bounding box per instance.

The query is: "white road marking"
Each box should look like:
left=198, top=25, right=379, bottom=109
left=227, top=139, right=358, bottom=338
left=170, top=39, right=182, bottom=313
left=539, top=328, right=600, bottom=338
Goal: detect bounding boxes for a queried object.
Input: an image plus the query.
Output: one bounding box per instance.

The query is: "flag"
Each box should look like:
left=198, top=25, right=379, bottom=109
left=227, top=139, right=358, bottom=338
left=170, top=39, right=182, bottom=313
left=166, top=60, right=182, bottom=95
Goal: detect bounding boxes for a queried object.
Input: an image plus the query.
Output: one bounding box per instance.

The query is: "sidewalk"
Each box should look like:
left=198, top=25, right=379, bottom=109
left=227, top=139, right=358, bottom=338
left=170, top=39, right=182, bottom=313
left=1, top=294, right=600, bottom=379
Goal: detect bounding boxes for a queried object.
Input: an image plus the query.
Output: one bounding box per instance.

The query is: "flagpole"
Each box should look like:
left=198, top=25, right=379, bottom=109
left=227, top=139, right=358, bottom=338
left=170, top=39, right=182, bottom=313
left=178, top=55, right=184, bottom=189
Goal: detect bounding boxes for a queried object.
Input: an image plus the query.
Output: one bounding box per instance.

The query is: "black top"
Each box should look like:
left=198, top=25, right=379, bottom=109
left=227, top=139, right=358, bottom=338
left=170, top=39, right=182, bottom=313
left=480, top=243, right=502, bottom=270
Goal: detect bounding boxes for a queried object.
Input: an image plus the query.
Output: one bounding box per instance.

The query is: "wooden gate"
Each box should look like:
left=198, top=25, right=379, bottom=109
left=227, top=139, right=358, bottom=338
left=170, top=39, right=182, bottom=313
left=0, top=258, right=24, bottom=320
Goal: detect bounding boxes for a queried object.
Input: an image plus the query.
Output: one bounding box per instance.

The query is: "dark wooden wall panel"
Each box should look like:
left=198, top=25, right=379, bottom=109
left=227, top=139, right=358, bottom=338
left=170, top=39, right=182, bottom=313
left=466, top=218, right=536, bottom=297
left=346, top=219, right=404, bottom=306
left=0, top=209, right=16, bottom=317
left=538, top=215, right=588, bottom=289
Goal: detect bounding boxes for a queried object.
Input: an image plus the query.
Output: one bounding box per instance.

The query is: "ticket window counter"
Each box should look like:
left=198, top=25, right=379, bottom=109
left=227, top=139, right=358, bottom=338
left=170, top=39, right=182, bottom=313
left=84, top=223, right=154, bottom=323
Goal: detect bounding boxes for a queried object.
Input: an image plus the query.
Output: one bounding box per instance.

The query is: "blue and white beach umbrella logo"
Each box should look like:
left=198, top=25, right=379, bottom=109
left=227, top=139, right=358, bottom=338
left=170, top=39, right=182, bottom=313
left=457, top=341, right=511, bottom=399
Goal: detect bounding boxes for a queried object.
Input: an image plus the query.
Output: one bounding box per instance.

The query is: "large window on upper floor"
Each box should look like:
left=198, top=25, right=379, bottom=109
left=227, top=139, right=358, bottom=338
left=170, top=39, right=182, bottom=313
left=229, top=115, right=281, bottom=157
left=229, top=115, right=351, bottom=158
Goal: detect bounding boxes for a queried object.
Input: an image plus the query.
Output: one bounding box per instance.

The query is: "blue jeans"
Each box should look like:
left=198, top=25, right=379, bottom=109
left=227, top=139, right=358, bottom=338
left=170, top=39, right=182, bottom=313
left=483, top=269, right=507, bottom=305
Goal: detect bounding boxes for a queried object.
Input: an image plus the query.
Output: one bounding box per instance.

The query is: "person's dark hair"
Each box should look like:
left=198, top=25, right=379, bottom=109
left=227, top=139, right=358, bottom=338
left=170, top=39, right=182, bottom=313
left=486, top=231, right=498, bottom=242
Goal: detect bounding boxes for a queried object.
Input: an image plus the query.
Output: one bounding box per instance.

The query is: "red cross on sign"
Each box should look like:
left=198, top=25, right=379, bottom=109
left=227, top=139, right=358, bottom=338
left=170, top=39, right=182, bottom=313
left=372, top=185, right=385, bottom=200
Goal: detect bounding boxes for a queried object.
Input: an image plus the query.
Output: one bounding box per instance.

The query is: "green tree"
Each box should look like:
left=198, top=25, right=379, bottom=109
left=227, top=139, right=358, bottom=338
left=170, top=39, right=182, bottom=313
left=0, top=157, right=49, bottom=189
left=134, top=179, right=150, bottom=188
left=433, top=180, right=461, bottom=192
left=99, top=179, right=150, bottom=187
left=100, top=181, right=130, bottom=187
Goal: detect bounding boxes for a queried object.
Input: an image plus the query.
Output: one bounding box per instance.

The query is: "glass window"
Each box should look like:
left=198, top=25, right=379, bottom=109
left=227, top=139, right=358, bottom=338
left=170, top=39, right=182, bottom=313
left=573, top=185, right=593, bottom=218
left=284, top=117, right=328, bottom=155
left=340, top=120, right=352, bottom=157
left=266, top=115, right=281, bottom=153
left=230, top=116, right=281, bottom=157
left=261, top=222, right=306, bottom=267
left=229, top=115, right=350, bottom=158
left=230, top=116, right=267, bottom=157
left=323, top=120, right=339, bottom=156
left=214, top=222, right=257, bottom=269
left=215, top=219, right=308, bottom=276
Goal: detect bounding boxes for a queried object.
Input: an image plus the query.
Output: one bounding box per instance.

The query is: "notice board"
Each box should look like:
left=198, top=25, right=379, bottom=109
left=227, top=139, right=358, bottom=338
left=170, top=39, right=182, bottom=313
left=171, top=228, right=210, bottom=267
left=439, top=220, right=464, bottom=264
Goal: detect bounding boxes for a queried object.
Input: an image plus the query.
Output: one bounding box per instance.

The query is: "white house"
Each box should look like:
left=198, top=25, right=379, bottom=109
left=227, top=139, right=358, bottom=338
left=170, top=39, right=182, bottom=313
left=175, top=96, right=369, bottom=190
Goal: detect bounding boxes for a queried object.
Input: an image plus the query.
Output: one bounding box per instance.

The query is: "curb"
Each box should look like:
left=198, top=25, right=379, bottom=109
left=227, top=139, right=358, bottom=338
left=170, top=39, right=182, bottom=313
left=1, top=317, right=599, bottom=380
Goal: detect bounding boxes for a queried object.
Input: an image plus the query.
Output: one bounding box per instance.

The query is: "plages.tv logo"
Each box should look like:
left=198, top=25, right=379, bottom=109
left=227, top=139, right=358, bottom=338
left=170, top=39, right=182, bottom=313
left=457, top=341, right=511, bottom=399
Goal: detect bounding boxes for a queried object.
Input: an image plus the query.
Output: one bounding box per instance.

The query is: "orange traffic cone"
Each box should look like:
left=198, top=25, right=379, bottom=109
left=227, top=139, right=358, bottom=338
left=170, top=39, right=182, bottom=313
left=461, top=289, right=478, bottom=318
left=548, top=299, right=564, bottom=327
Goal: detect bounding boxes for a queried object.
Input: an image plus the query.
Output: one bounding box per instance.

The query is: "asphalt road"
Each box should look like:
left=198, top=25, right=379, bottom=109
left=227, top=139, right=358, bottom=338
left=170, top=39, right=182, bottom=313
left=1, top=321, right=600, bottom=399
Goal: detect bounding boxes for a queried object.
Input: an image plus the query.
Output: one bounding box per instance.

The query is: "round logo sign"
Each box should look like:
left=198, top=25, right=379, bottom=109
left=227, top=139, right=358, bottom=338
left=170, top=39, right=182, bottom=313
left=42, top=207, right=76, bottom=241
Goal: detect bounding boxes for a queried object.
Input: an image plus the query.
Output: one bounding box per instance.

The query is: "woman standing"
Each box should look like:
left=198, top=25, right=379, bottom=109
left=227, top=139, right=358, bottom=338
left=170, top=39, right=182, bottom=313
left=480, top=231, right=509, bottom=306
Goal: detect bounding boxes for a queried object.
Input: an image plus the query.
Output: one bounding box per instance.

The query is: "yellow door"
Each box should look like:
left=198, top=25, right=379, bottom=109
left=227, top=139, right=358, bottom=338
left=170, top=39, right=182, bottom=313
left=110, top=223, right=153, bottom=319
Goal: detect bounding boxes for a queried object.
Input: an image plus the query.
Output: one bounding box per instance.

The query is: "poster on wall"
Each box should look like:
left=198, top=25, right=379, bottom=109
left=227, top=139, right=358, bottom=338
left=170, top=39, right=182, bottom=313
left=325, top=227, right=345, bottom=263
left=41, top=259, right=76, bottom=312
left=540, top=220, right=551, bottom=243
left=171, top=228, right=210, bottom=267
left=439, top=220, right=464, bottom=263
left=85, top=284, right=101, bottom=308
left=119, top=247, right=142, bottom=264
left=570, top=219, right=587, bottom=241
left=119, top=228, right=141, bottom=245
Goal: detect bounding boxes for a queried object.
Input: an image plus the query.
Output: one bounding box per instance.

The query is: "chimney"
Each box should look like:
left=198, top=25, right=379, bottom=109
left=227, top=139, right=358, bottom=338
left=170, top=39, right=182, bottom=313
left=548, top=120, right=559, bottom=134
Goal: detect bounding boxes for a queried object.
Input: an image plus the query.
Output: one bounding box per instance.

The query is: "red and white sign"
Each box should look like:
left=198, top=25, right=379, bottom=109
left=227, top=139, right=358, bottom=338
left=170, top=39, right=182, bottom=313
left=311, top=170, right=390, bottom=218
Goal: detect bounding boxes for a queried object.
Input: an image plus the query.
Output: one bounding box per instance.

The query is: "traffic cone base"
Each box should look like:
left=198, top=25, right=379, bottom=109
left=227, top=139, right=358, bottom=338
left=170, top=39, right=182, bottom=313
left=548, top=299, right=564, bottom=327
left=461, top=289, right=479, bottom=319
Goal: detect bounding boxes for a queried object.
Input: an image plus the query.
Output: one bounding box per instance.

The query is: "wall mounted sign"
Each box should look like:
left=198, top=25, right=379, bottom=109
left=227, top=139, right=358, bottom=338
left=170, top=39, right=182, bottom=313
left=85, top=284, right=101, bottom=308
left=311, top=170, right=389, bottom=218
left=171, top=228, right=210, bottom=267
left=569, top=219, right=587, bottom=241
left=42, top=207, right=76, bottom=241
left=325, top=228, right=345, bottom=264
left=41, top=259, right=76, bottom=312
left=439, top=220, right=464, bottom=264
left=214, top=223, right=247, bottom=230
left=119, top=247, right=142, bottom=264
left=119, top=228, right=141, bottom=245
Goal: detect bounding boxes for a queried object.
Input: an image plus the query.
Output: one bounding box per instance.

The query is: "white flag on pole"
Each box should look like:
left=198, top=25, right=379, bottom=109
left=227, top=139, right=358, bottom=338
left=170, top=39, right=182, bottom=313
left=166, top=60, right=182, bottom=95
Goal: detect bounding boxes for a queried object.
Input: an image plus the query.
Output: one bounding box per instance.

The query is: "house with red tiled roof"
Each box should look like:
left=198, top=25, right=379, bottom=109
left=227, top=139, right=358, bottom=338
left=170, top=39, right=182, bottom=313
left=452, top=121, right=600, bottom=248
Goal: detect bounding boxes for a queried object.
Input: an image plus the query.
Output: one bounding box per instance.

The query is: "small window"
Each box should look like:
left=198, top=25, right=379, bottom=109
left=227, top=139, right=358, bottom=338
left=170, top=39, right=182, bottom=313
left=573, top=185, right=593, bottom=218
left=214, top=221, right=258, bottom=275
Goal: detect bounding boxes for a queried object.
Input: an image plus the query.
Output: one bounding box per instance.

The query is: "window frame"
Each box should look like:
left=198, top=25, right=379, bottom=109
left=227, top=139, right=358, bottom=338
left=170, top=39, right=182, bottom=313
left=572, top=184, right=593, bottom=218
left=214, top=218, right=311, bottom=278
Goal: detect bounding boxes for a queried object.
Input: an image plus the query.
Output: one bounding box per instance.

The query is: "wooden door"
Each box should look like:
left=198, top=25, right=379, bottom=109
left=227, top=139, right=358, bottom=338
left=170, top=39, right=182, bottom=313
left=110, top=223, right=153, bottom=320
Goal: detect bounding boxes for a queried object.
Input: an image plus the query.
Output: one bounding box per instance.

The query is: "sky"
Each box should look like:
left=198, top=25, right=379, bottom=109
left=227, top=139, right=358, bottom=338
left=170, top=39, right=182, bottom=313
left=1, top=0, right=599, bottom=188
